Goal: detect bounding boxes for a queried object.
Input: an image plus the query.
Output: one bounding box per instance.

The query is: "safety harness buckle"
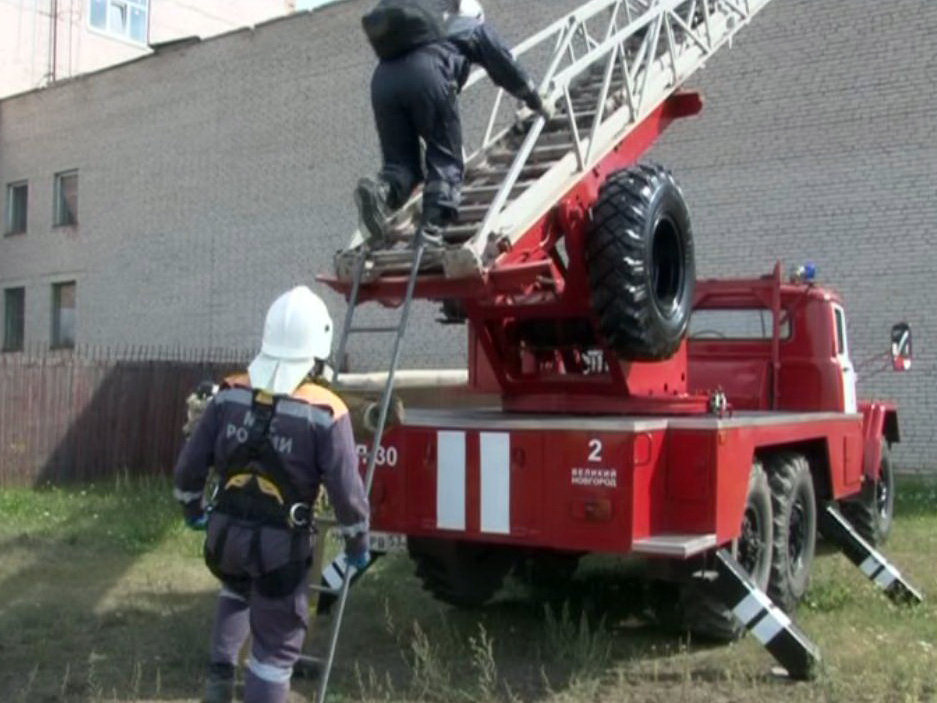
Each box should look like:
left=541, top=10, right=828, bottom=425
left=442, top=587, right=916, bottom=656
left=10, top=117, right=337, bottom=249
left=288, top=503, right=312, bottom=529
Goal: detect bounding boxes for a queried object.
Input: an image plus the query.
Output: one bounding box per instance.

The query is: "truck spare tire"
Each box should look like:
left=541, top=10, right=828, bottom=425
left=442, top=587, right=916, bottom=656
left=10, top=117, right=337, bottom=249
left=586, top=164, right=695, bottom=360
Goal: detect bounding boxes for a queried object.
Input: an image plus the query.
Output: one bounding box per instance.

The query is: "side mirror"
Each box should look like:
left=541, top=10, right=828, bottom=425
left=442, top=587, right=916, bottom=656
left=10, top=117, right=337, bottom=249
left=890, top=322, right=912, bottom=371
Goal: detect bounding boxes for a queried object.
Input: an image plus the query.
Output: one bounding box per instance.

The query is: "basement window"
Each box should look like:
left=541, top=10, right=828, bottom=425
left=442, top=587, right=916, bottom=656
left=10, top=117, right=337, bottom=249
left=89, top=0, right=149, bottom=44
left=5, top=181, right=28, bottom=235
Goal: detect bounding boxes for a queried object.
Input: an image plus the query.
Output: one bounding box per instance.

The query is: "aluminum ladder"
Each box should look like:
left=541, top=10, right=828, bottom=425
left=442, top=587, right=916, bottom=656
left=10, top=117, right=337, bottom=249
left=333, top=0, right=776, bottom=284
left=305, top=241, right=429, bottom=703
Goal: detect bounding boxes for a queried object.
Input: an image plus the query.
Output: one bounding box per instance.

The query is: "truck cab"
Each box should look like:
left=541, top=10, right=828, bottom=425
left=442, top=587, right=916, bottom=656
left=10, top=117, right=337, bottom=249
left=689, top=267, right=858, bottom=414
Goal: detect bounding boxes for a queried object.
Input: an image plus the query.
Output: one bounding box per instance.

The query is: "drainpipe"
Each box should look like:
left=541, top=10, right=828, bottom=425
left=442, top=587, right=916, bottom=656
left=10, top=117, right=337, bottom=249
left=48, top=0, right=59, bottom=83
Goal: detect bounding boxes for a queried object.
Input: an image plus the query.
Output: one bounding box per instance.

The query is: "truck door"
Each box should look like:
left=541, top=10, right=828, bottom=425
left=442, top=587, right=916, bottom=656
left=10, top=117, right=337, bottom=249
left=832, top=304, right=858, bottom=413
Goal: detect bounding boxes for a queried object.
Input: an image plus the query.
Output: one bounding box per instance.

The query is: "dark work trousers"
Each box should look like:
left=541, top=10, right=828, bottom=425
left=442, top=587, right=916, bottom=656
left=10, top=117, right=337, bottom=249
left=206, top=518, right=313, bottom=703
left=371, top=45, right=464, bottom=225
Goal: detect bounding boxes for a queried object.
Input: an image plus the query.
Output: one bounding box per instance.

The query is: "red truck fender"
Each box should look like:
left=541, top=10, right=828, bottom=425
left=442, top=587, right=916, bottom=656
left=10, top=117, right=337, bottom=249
left=860, top=401, right=899, bottom=481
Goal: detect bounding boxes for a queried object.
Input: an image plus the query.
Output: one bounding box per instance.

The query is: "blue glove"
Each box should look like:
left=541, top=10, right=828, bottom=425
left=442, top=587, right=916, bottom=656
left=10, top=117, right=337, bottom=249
left=346, top=549, right=371, bottom=571
left=186, top=513, right=209, bottom=531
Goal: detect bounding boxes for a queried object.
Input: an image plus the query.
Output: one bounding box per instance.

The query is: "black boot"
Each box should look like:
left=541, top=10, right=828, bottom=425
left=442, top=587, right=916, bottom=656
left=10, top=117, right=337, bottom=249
left=354, top=176, right=393, bottom=249
left=438, top=299, right=467, bottom=324
left=413, top=203, right=453, bottom=248
left=414, top=222, right=444, bottom=248
left=203, top=662, right=235, bottom=703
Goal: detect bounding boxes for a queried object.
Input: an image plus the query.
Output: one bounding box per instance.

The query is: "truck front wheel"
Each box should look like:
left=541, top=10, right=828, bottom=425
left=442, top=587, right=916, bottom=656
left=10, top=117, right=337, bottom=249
left=841, top=442, right=895, bottom=546
left=408, top=537, right=515, bottom=608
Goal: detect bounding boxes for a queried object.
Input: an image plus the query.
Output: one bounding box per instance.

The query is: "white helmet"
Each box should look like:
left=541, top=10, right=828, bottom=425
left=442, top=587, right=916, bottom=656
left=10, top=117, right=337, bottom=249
left=457, top=0, right=484, bottom=21
left=248, top=286, right=333, bottom=395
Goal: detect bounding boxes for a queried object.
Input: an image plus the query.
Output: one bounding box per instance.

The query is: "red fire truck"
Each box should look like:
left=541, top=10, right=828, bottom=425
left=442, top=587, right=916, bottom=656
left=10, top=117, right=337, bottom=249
left=307, top=1, right=922, bottom=694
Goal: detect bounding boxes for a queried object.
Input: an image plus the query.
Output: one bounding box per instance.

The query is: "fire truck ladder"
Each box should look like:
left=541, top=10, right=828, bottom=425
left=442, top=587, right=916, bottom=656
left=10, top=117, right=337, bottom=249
left=334, top=0, right=776, bottom=285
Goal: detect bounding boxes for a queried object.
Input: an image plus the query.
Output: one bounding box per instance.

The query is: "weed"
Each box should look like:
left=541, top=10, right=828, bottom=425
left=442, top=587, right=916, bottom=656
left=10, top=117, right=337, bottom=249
left=469, top=624, right=499, bottom=700
left=354, top=662, right=396, bottom=703
left=409, top=620, right=455, bottom=700
left=59, top=662, right=71, bottom=700
left=542, top=602, right=612, bottom=675
left=15, top=664, right=37, bottom=703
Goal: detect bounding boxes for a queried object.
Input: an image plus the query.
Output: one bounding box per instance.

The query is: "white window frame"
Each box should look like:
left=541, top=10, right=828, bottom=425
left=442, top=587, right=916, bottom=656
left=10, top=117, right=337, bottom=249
left=88, top=0, right=150, bottom=46
left=832, top=304, right=858, bottom=414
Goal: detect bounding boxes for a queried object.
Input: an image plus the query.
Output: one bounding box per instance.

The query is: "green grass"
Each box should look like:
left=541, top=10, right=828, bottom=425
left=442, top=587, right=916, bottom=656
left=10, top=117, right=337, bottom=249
left=0, top=476, right=935, bottom=703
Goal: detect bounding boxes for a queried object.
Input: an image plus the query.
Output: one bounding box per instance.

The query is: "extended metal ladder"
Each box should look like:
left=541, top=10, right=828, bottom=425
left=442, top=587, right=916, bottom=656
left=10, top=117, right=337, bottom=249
left=305, top=242, right=429, bottom=703
left=334, top=0, right=776, bottom=284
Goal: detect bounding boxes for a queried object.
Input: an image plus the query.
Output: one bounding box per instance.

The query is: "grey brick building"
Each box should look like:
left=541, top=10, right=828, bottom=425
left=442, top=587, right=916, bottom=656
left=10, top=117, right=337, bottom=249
left=1, top=0, right=935, bottom=469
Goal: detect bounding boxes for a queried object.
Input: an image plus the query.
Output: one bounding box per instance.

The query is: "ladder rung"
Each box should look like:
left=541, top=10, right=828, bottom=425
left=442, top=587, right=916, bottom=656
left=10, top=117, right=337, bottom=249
left=458, top=203, right=494, bottom=218
left=348, top=325, right=401, bottom=334
left=463, top=179, right=538, bottom=194
left=548, top=112, right=598, bottom=129
left=536, top=131, right=576, bottom=146
left=444, top=223, right=479, bottom=239
left=488, top=143, right=573, bottom=165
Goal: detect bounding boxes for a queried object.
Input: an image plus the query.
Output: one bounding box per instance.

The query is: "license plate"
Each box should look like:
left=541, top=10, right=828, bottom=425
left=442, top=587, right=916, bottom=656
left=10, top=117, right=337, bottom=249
left=369, top=531, right=407, bottom=554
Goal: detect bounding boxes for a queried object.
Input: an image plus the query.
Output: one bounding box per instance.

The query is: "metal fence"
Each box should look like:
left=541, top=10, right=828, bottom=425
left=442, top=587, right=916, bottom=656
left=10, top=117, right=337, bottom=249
left=0, top=344, right=253, bottom=487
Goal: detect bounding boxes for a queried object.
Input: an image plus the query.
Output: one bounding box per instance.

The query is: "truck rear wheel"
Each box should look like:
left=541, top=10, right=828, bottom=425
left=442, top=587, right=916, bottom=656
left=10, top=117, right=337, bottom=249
left=841, top=442, right=895, bottom=547
left=586, top=164, right=696, bottom=361
left=514, top=550, right=582, bottom=599
left=681, top=461, right=773, bottom=642
left=408, top=537, right=514, bottom=608
left=766, top=452, right=817, bottom=613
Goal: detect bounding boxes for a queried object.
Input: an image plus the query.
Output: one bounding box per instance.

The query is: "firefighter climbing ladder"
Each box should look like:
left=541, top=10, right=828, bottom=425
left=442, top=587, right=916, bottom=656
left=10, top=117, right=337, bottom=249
left=334, top=0, right=777, bottom=284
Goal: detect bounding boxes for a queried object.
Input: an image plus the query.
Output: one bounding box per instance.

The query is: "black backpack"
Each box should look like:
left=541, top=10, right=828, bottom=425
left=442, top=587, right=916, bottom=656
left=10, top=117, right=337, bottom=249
left=362, top=0, right=450, bottom=60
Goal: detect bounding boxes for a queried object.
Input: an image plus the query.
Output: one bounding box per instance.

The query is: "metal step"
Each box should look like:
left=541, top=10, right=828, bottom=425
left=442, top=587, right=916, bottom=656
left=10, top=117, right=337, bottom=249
left=632, top=533, right=717, bottom=558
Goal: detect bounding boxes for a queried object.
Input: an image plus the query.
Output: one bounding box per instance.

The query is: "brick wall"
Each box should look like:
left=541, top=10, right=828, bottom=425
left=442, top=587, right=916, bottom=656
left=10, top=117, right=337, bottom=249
left=1, top=0, right=935, bottom=468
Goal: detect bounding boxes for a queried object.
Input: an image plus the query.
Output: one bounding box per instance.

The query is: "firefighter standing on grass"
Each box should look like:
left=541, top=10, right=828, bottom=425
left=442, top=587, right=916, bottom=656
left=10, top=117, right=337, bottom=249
left=173, top=286, right=370, bottom=703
